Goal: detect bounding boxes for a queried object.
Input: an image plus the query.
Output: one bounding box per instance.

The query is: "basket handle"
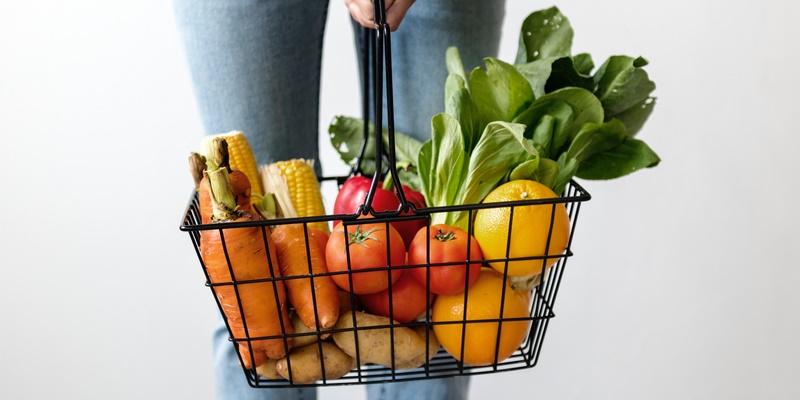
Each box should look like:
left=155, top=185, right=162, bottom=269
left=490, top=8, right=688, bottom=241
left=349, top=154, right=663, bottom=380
left=349, top=0, right=416, bottom=217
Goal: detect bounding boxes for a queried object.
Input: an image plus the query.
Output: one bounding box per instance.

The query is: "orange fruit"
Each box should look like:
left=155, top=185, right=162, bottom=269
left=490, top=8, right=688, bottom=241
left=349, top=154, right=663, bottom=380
left=473, top=180, right=570, bottom=277
left=432, top=268, right=531, bottom=366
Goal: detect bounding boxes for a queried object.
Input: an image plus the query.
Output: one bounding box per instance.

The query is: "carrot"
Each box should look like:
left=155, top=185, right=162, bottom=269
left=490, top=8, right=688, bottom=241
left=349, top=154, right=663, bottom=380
left=271, top=224, right=340, bottom=331
left=200, top=162, right=293, bottom=368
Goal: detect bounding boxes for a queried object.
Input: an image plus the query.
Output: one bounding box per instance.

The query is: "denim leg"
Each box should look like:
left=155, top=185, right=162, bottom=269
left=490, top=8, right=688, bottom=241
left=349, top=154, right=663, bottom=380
left=173, top=0, right=330, bottom=168
left=351, top=0, right=507, bottom=142
left=212, top=314, right=318, bottom=400
left=365, top=376, right=470, bottom=400
left=174, top=1, right=329, bottom=398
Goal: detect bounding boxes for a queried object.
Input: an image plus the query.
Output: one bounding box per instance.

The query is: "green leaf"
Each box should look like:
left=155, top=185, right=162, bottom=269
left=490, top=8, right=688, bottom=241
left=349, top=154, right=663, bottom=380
left=328, top=115, right=425, bottom=178
left=528, top=87, right=604, bottom=154
left=469, top=58, right=535, bottom=125
left=396, top=167, right=422, bottom=193
left=572, top=53, right=595, bottom=76
left=448, top=121, right=533, bottom=228
left=515, top=55, right=594, bottom=99
left=515, top=6, right=573, bottom=64
left=554, top=154, right=579, bottom=196
left=389, top=128, right=424, bottom=166
left=514, top=100, right=575, bottom=158
left=545, top=56, right=595, bottom=93
left=508, top=156, right=560, bottom=190
left=576, top=137, right=661, bottom=180
left=445, top=74, right=481, bottom=153
left=446, top=47, right=468, bottom=87
left=328, top=116, right=376, bottom=174
left=613, top=96, right=656, bottom=137
left=417, top=140, right=433, bottom=202
left=566, top=120, right=628, bottom=163
left=530, top=114, right=555, bottom=156
left=515, top=59, right=553, bottom=99
left=535, top=157, right=561, bottom=190
left=593, top=55, right=657, bottom=119
left=426, top=113, right=467, bottom=210
left=508, top=157, right=540, bottom=181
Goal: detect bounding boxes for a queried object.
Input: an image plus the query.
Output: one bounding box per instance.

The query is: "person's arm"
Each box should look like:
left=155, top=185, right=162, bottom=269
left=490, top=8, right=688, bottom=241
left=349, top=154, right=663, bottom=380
left=344, top=0, right=415, bottom=31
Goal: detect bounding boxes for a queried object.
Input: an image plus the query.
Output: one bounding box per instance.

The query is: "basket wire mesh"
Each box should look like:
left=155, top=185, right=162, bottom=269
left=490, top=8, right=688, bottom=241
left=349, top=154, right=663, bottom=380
left=180, top=179, right=589, bottom=387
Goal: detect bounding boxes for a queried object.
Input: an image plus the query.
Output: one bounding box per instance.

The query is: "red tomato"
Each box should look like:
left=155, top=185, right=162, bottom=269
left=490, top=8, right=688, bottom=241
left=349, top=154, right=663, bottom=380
left=326, top=221, right=405, bottom=294
left=333, top=176, right=427, bottom=250
left=408, top=224, right=483, bottom=296
left=359, top=272, right=434, bottom=324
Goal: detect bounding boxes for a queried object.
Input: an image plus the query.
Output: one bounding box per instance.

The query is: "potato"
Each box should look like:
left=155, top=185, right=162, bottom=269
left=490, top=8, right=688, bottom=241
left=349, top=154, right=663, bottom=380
left=291, top=312, right=327, bottom=348
left=255, top=358, right=282, bottom=380
left=287, top=291, right=360, bottom=349
left=332, top=311, right=428, bottom=367
left=394, top=326, right=441, bottom=370
left=276, top=342, right=355, bottom=384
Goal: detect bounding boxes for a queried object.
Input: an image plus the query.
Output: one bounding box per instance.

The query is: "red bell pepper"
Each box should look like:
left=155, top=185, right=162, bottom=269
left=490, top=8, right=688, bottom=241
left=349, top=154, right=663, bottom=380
left=333, top=175, right=427, bottom=249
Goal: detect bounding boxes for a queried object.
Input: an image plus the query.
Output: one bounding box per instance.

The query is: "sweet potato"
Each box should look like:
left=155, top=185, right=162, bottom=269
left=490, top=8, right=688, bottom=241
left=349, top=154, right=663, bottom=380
left=332, top=311, right=428, bottom=367
left=276, top=342, right=355, bottom=384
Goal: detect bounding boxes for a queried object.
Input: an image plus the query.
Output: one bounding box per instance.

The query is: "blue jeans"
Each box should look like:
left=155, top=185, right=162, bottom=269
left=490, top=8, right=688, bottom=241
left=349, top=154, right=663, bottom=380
left=173, top=1, right=505, bottom=399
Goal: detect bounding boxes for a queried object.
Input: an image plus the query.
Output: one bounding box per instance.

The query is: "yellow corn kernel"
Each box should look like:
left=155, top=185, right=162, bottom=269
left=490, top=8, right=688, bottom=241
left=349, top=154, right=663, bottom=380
left=201, top=131, right=263, bottom=202
left=261, top=159, right=329, bottom=234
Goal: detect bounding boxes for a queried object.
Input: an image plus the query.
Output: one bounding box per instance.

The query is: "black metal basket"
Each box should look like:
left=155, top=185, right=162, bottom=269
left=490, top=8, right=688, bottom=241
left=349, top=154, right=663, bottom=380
left=180, top=180, right=589, bottom=387
left=178, top=1, right=591, bottom=388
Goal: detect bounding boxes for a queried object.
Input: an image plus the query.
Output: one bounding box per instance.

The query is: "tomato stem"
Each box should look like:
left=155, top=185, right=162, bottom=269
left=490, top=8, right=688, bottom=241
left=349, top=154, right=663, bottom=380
left=346, top=224, right=384, bottom=247
left=433, top=229, right=456, bottom=242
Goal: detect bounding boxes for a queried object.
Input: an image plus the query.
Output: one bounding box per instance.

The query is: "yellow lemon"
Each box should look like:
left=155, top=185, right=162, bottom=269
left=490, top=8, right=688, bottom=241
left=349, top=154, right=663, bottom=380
left=473, top=180, right=570, bottom=277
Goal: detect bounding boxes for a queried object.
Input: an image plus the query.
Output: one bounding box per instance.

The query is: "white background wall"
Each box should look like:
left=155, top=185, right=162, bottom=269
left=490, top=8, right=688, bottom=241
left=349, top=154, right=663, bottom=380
left=2, top=1, right=799, bottom=399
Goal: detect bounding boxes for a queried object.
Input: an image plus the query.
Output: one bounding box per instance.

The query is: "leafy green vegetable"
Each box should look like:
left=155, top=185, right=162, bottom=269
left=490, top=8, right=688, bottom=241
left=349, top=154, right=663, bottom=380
left=539, top=88, right=605, bottom=143
left=567, top=120, right=627, bottom=163
left=328, top=5, right=661, bottom=214
left=422, top=113, right=468, bottom=211
left=515, top=59, right=555, bottom=99
left=445, top=46, right=469, bottom=86
left=576, top=136, right=660, bottom=180
left=444, top=73, right=482, bottom=153
left=469, top=58, right=534, bottom=128
left=515, top=6, right=573, bottom=64
left=418, top=115, right=532, bottom=229
left=593, top=55, right=657, bottom=134
left=328, top=115, right=423, bottom=189
left=328, top=116, right=375, bottom=172
left=546, top=56, right=595, bottom=93
left=449, top=121, right=532, bottom=226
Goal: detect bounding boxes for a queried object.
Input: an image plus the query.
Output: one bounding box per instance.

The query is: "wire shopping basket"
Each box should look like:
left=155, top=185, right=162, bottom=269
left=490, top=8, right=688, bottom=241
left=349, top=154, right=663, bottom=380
left=179, top=1, right=591, bottom=388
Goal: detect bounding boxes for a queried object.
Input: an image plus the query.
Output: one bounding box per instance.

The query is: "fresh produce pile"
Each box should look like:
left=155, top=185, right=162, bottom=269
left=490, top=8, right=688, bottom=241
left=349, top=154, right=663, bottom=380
left=184, top=6, right=659, bottom=385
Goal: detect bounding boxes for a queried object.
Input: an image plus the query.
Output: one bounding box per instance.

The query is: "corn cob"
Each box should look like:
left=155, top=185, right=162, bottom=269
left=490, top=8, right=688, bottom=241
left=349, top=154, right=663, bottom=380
left=261, top=159, right=329, bottom=234
left=201, top=131, right=262, bottom=202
